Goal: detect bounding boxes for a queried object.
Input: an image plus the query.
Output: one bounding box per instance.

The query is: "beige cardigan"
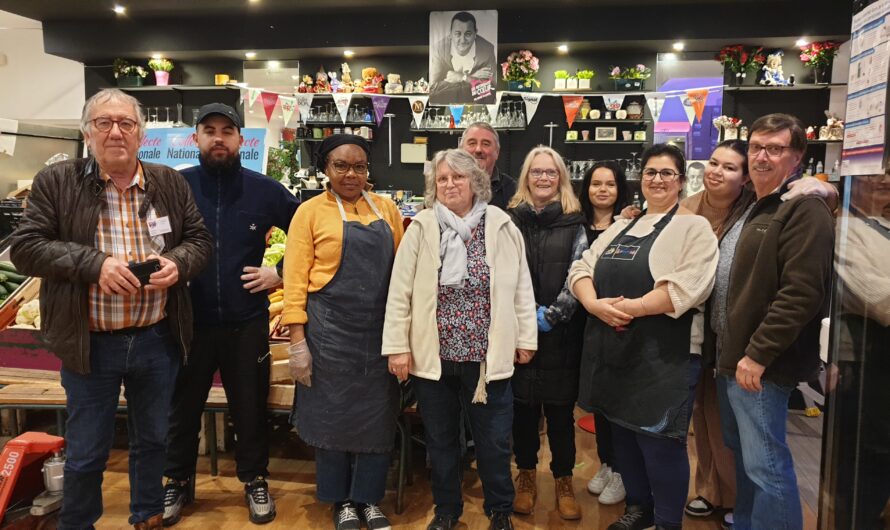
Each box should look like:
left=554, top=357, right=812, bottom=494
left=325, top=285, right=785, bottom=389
left=568, top=213, right=718, bottom=352
left=382, top=206, right=538, bottom=401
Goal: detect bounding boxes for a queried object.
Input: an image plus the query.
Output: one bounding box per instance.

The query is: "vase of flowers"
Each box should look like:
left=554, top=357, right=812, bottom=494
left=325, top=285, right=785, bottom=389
left=715, top=45, right=766, bottom=86
left=576, top=69, right=595, bottom=90
left=148, top=57, right=174, bottom=86
left=113, top=58, right=148, bottom=87
left=713, top=115, right=743, bottom=142
left=501, top=50, right=541, bottom=92
left=608, top=64, right=651, bottom=91
left=799, top=41, right=841, bottom=84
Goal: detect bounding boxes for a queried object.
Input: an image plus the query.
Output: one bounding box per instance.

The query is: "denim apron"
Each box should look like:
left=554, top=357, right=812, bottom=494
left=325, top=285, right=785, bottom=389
left=578, top=204, right=694, bottom=440
left=292, top=190, right=398, bottom=453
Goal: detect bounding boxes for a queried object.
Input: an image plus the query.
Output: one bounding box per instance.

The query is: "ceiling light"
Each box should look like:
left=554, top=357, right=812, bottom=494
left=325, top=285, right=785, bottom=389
left=112, top=5, right=126, bottom=15
left=672, top=42, right=685, bottom=51
left=248, top=0, right=261, bottom=3
left=245, top=51, right=256, bottom=59
left=267, top=60, right=280, bottom=70
left=343, top=50, right=355, bottom=58
left=557, top=44, right=569, bottom=53
left=796, top=38, right=809, bottom=47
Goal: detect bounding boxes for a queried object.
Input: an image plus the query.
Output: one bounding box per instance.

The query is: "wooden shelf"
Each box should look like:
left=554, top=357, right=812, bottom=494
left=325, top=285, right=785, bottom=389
left=808, top=140, right=843, bottom=144
left=299, top=138, right=374, bottom=142
left=573, top=119, right=650, bottom=124
left=305, top=121, right=376, bottom=126
left=724, top=83, right=847, bottom=92
left=118, top=85, right=238, bottom=92
left=410, top=127, right=525, bottom=133
left=565, top=140, right=649, bottom=145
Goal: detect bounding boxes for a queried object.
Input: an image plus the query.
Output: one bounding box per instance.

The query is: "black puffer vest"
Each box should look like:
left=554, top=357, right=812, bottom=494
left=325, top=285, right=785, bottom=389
left=508, top=202, right=586, bottom=405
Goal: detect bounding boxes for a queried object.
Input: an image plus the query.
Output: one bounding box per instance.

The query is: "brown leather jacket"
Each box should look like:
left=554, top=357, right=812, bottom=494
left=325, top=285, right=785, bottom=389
left=10, top=157, right=213, bottom=374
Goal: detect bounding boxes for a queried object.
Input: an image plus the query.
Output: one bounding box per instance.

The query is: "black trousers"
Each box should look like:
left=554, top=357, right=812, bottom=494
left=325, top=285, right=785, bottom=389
left=594, top=412, right=615, bottom=468
left=512, top=401, right=576, bottom=477
left=164, top=315, right=270, bottom=483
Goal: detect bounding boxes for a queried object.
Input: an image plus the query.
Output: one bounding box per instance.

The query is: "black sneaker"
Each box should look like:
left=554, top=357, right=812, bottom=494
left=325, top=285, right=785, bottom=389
left=333, top=501, right=361, bottom=530
left=360, top=503, right=392, bottom=530
left=162, top=478, right=193, bottom=527
left=426, top=514, right=460, bottom=530
left=607, top=504, right=655, bottom=530
left=244, top=477, right=276, bottom=524
left=489, top=511, right=514, bottom=530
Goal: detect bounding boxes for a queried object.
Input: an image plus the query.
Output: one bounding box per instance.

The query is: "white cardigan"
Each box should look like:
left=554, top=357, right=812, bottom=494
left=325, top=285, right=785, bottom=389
left=382, top=206, right=537, bottom=399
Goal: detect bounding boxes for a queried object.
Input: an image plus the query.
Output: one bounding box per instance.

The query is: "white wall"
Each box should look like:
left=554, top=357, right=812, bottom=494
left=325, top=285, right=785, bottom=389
left=0, top=10, right=84, bottom=121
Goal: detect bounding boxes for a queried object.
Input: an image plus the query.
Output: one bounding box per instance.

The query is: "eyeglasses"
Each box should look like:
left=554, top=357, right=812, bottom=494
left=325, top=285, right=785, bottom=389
left=529, top=168, right=559, bottom=179
left=749, top=144, right=792, bottom=157
left=92, top=117, right=138, bottom=134
left=436, top=174, right=468, bottom=185
left=641, top=168, right=681, bottom=181
left=329, top=160, right=369, bottom=176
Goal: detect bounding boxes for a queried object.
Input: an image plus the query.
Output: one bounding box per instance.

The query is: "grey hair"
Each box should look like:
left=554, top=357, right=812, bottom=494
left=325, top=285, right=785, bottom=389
left=424, top=149, right=492, bottom=208
left=80, top=88, right=145, bottom=138
left=459, top=121, right=500, bottom=151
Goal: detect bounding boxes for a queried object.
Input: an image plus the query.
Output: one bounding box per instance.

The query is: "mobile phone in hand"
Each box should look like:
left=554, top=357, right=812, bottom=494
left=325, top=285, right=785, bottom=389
left=128, top=259, right=161, bottom=286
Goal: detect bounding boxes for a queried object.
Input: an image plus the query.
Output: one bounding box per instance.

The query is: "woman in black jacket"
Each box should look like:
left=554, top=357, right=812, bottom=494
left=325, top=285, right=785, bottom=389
left=578, top=161, right=630, bottom=506
left=507, top=146, right=588, bottom=520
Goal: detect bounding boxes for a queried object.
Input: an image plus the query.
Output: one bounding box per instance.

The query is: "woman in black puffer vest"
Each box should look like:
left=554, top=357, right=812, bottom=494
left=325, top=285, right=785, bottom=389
left=506, top=146, right=588, bottom=520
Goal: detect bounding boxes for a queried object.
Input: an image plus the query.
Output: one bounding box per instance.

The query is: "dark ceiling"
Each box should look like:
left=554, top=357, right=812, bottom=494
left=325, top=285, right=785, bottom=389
left=0, top=1, right=853, bottom=64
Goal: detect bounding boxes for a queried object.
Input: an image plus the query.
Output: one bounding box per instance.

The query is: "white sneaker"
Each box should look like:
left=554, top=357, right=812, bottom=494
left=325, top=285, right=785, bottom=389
left=587, top=464, right=612, bottom=495
left=598, top=472, right=626, bottom=505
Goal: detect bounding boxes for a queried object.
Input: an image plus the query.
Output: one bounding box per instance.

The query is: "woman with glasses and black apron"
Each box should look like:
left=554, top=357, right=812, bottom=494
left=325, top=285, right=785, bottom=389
left=568, top=144, right=719, bottom=530
left=281, top=135, right=405, bottom=530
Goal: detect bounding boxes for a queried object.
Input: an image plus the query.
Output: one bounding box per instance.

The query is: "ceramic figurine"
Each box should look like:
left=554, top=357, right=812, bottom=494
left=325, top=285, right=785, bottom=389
left=759, top=51, right=789, bottom=86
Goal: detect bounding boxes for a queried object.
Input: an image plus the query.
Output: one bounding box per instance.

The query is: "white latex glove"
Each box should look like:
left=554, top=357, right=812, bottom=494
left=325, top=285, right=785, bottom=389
left=241, top=266, right=283, bottom=293
left=288, top=339, right=312, bottom=387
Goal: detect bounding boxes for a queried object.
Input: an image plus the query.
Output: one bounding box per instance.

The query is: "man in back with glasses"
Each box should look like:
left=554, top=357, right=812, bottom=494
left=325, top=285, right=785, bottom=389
left=10, top=88, right=212, bottom=529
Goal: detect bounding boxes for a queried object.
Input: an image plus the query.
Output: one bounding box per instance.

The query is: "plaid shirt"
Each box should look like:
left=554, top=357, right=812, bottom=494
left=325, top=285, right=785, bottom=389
left=88, top=164, right=167, bottom=331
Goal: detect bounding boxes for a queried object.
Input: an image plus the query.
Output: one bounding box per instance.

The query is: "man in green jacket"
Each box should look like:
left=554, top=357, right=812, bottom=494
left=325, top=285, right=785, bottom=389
left=11, top=88, right=212, bottom=530
left=716, top=113, right=834, bottom=530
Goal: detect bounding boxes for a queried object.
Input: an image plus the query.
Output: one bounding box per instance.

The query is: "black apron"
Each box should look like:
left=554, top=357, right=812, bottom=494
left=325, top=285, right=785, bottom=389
left=292, top=190, right=399, bottom=453
left=578, top=204, right=694, bottom=440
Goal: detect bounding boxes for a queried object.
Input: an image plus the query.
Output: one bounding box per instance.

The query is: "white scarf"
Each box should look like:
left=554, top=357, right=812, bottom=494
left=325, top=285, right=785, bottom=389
left=435, top=200, right=488, bottom=287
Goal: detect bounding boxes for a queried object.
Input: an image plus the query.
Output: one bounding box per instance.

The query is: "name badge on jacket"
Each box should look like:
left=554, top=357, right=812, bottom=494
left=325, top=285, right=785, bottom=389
left=602, top=244, right=640, bottom=261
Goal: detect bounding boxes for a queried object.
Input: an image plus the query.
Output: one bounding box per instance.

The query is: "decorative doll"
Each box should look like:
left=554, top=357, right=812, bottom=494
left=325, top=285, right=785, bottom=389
left=759, top=51, right=789, bottom=86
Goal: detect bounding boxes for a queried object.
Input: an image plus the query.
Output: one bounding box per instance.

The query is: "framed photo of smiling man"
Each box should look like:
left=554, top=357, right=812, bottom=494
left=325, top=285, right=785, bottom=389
left=429, top=10, right=497, bottom=105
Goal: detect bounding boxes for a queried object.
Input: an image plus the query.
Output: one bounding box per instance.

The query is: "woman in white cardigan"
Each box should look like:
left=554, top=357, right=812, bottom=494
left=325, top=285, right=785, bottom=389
left=382, top=149, right=537, bottom=530
left=568, top=144, right=718, bottom=530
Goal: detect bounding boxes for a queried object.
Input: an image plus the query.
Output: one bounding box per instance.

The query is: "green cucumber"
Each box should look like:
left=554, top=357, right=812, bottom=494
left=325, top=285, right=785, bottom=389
left=1, top=271, right=26, bottom=283
left=0, top=262, right=17, bottom=274
left=0, top=284, right=9, bottom=297
left=4, top=282, right=19, bottom=293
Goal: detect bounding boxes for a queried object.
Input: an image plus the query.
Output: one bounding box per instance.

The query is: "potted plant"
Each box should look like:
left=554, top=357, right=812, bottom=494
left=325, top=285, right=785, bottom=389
left=554, top=70, right=569, bottom=90
left=715, top=45, right=766, bottom=85
left=799, top=40, right=841, bottom=84
left=113, top=58, right=148, bottom=87
left=608, top=64, right=652, bottom=91
left=576, top=69, right=595, bottom=90
left=501, top=50, right=542, bottom=92
left=148, top=57, right=174, bottom=86
left=566, top=74, right=579, bottom=91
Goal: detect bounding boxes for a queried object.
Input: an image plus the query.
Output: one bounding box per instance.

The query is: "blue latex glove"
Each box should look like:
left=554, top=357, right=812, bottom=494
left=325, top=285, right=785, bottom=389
left=537, top=306, right=553, bottom=332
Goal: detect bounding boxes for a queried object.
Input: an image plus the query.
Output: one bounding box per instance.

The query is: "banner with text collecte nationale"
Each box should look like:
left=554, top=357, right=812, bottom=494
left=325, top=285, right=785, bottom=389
left=138, top=128, right=266, bottom=173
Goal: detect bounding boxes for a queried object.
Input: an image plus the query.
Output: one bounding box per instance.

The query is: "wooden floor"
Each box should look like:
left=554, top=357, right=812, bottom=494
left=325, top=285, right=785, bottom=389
left=79, top=410, right=819, bottom=530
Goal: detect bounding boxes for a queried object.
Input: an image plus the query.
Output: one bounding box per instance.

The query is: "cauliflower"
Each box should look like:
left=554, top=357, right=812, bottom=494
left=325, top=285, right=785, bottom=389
left=16, top=299, right=40, bottom=326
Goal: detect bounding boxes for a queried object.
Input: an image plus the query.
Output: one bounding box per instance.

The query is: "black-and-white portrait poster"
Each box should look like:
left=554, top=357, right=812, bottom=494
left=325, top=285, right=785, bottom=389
left=429, top=10, right=497, bottom=105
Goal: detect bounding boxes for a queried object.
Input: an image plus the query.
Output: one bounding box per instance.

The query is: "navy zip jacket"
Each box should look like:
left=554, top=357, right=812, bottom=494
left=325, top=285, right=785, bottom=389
left=182, top=157, right=299, bottom=325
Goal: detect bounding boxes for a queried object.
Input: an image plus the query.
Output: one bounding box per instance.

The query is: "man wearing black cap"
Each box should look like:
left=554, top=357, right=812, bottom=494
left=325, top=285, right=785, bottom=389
left=162, top=103, right=299, bottom=526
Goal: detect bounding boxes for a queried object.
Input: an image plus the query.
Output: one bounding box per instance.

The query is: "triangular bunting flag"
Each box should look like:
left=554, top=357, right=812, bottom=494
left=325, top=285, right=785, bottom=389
left=562, top=96, right=584, bottom=128
left=333, top=93, right=353, bottom=124
left=522, top=93, right=543, bottom=125
left=372, top=96, right=390, bottom=126
left=261, top=91, right=279, bottom=122
left=248, top=88, right=262, bottom=107
left=686, top=88, right=709, bottom=124
left=645, top=95, right=665, bottom=122
left=449, top=105, right=465, bottom=127
left=279, top=96, right=296, bottom=125
left=486, top=91, right=503, bottom=122
left=295, top=94, right=314, bottom=124
left=408, top=96, right=428, bottom=129
left=680, top=95, right=696, bottom=125
left=603, top=94, right=625, bottom=112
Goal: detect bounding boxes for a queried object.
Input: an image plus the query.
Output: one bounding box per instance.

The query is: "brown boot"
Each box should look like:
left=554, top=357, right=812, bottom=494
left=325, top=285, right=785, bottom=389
left=133, top=514, right=164, bottom=529
left=512, top=468, right=537, bottom=514
left=555, top=476, right=581, bottom=520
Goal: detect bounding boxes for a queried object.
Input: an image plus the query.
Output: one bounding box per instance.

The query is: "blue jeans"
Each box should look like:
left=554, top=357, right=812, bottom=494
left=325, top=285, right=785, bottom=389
left=314, top=448, right=390, bottom=505
left=412, top=360, right=514, bottom=518
left=59, top=321, right=179, bottom=529
left=717, top=375, right=802, bottom=530
left=611, top=355, right=700, bottom=528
